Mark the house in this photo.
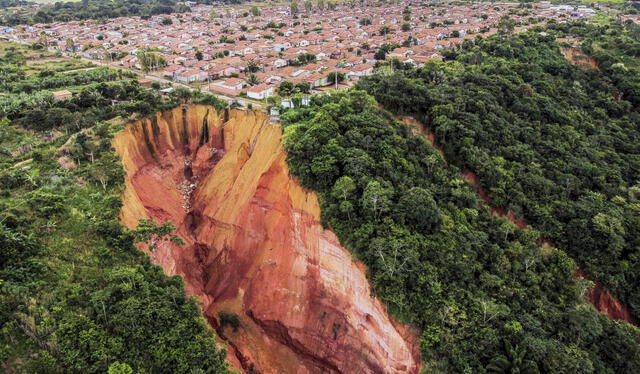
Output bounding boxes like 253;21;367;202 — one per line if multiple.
246;84;275;100
217;78;245;90
263;57;287;69
350;63;374;79
262;74;284;84
316;51;329;60
163;64;184;79
307;73;329;88
281;98;294;108
273;42;292;52
52;90;73;101
138;78;154;87
83;48;104;60
194;60;212;70
120;54;138;68
175;69;208;83
208;64;240;78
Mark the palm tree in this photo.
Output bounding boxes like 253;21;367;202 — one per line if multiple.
246;60;260;73
486;342;539;374
246;74;259;86
65;37;75;54
38;31;49;48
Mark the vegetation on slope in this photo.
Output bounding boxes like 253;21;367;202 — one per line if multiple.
281;89;640;373
0;44;230;373
358;20;640;321
0;0;27;8
2;66;130;94
0;0;247;25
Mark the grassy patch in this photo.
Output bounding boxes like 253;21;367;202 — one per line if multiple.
0;39;57;59
25;59;95;76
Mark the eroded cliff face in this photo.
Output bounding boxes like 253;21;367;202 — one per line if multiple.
560;47;599;70
113;105;421;374
574;269;636;324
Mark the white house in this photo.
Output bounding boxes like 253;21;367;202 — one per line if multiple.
350;63;374;79
208;64;239;78
273;42;292;52
266;58;287;68
246;84;275;100
175;69;208;83
281;98;294;108
217;78;245;90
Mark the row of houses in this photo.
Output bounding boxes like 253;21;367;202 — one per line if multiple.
2;1;593;98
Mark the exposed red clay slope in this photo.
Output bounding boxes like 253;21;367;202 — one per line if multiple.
560;47;599;70
574;269;636;324
113;105;421;374
399;115;637;326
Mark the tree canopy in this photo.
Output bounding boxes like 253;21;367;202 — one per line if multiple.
0;45;229;373
0;0;248;25
281;89;640;373
359;20;640;323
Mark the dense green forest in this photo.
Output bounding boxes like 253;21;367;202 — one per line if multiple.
281;89;640;373
358;20;640;322
0;44;230;373
1;67;128;95
1;0;194;25
0;0;27;8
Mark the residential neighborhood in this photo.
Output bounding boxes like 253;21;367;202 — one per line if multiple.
1;1;598;99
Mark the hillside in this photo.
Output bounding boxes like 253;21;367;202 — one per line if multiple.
114;105;420;373
281;89;640;373
359;20;640;324
2;18;640;374
1;0;197;25
0;43;230;373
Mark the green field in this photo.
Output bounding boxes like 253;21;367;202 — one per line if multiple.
0;39;56;59
1;40;96;76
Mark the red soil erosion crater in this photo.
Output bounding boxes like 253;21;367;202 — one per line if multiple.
113;105;421;374
400;115;636;326
560;46;599;70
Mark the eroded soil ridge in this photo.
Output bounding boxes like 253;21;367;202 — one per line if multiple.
114;105;421;374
